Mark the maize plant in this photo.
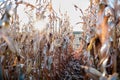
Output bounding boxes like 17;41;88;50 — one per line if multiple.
71;0;120;80
0;0;120;80
0;0;74;80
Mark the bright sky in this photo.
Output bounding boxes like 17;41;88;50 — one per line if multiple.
0;0;89;31
17;0;89;32
52;0;89;31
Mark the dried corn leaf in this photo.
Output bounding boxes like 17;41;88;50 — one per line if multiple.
13;57;17;66
0;30;16;53
81;65;102;77
26;60;32;74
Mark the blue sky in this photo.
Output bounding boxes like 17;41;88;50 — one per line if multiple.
0;0;4;2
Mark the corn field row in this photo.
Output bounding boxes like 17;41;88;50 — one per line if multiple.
0;0;120;80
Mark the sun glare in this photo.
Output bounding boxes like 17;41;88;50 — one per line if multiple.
16;0;89;32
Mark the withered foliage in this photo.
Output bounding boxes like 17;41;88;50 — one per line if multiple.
0;0;74;80
72;0;120;80
0;0;120;80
